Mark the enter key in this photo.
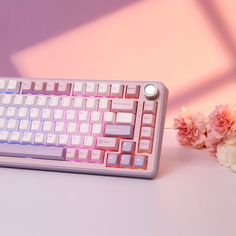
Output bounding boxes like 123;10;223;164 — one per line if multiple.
104;124;134;139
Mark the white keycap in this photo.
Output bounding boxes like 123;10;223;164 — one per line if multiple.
83;136;95;148
104;112;115;124
116;112;135;125
6;107;17;118
46;134;57;145
67;122;78;134
22;81;32;92
77;149;90;161
49;96;60;108
92;124;103;136
34;81;44;91
55;122;65;133
34;133;45;144
0;80;6;91
98;99;110;111
8;80;20;93
66;110;76;121
91;150;104;163
61;97;72;108
73;97;85;109
66;148;76;160
7;119;19;130
30;108;40;120
110;84;123;97
0;119;5;129
43;121;53;133
86;83;97;96
58;82;69;93
78;111;89;122
91;111;102;123
7;80;17;91
98;83;110;96
86;99;98;110
18;107;28;119
71;135;82;147
79;123;90;135
0;131;9;141
37;96;48;107
31;120;42;132
41;109;52;120
58;135;69;146
10;131;21;143
7;80;17;90
2;94;13;105
22;132;33;144
46;81;55;92
54;109;64;121
13;95;24;106
73;82;84;95
0;107;5;117
19;120;30;131
25;95;35;106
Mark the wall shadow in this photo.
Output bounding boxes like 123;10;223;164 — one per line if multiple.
197;0;236;61
0;0;140;76
168;67;236;110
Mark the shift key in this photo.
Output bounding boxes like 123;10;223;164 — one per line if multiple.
97;137;119;151
105;125;134;139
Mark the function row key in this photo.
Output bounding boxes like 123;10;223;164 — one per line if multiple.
125;85;140;98
73;82;140;98
0;80;21;94
73;82;124;97
22;81;71;95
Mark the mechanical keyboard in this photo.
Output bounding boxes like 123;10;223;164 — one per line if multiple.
0;78;168;178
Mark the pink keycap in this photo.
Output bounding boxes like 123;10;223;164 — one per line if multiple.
138;139;153;154
142;114;155;127
22;81;35;94
91;150;104;163
104;125;134;139
111;99;137;113
73;82;85;96
34;81;45;94
96;137;119;151
140;127;154;139
57;82;71;95
143;101;157;114
110;84;124;97
45;81;57;94
77;149;90;161
125;85;140;98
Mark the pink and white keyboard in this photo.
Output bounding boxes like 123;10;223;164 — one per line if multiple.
0;78;168;178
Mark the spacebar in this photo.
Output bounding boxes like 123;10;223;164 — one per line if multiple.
0;144;66;161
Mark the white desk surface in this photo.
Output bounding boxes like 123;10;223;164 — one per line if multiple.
0;129;235;236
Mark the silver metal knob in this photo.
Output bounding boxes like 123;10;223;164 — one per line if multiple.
144;84;159;99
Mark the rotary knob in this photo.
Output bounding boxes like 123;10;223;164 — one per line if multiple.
144;84;159;99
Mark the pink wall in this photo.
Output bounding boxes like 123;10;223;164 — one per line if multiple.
1;0;236;127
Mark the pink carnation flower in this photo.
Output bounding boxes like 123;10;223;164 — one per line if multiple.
206;105;236;154
229;122;236;138
173;108;208;148
208;105;235;135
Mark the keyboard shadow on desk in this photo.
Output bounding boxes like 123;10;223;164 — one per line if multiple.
158;137;210;178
